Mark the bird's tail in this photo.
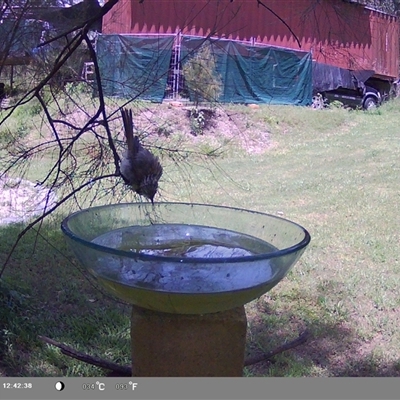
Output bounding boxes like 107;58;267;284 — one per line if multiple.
121;108;135;154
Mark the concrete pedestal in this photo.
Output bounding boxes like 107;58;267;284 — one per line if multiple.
130;305;247;377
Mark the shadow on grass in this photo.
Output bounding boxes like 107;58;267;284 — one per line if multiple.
245;296;400;377
1;221;399;377
0;220;132;377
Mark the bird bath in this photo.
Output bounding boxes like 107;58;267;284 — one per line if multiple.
61;202;310;376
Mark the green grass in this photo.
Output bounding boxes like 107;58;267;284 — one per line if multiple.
1;99;400;377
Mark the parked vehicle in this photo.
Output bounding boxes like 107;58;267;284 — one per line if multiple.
322;85;381;110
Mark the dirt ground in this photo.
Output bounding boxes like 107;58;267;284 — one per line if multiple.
0;175;56;225
130;101;273;154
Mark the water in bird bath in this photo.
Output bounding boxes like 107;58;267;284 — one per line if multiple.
91;224;278;294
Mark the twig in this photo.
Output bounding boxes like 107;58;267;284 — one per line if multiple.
83;31;121;175
37;330;309;376
244;330;310;367
38;335;132;376
36;0;120;49
0;174;117;278
256;0;302;48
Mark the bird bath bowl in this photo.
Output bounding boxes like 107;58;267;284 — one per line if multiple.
61;202;310;314
61;202;311;376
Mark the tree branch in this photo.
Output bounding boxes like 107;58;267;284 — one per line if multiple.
244;330;310;367
0;174;118;278
83;31;121;175
38;335;132;377
256;0;302;48
37;330;310;376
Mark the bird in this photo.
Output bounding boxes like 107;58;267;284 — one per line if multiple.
120;108;163;203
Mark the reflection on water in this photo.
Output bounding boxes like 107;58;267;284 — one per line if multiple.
92;224;277;293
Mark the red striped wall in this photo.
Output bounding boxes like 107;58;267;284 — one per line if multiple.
103;0;399;79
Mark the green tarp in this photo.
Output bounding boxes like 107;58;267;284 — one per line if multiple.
181;37;312;105
97;34;174;102
97;34;312;105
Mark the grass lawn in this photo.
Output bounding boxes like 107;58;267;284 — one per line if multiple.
1;99;399;377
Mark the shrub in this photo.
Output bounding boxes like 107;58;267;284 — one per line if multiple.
182;43;222;107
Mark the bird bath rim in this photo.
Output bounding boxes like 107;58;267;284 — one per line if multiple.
61;202;311;264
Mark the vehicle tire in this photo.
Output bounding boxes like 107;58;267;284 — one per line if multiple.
311;93;328;109
363;96;377;110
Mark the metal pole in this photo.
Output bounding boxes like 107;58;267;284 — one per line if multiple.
172;31;182;99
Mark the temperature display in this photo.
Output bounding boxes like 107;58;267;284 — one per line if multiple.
82;381;105;390
115;382;138;390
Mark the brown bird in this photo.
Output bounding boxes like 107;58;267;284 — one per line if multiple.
120;108;163;203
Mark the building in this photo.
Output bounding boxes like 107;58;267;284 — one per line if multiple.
100;0;399;103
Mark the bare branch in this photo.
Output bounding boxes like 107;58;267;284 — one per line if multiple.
0;174;118;278
36;93;64;151
38;335;132;377
83;31;121;174
256;0;302;48
244;330;310;367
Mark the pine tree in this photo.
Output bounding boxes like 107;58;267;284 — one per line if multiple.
182;43;222;107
